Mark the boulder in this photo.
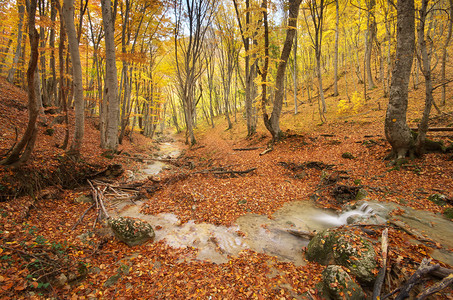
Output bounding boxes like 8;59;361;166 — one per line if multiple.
109;217;155;247
322;265;365;300
306;229;377;283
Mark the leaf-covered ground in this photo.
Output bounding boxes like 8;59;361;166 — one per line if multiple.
1;75;453;299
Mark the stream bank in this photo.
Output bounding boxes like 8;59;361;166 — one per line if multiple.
110;136;453;267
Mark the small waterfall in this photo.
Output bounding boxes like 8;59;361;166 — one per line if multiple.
313;203;375;226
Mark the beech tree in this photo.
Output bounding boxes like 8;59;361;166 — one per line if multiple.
384;0;415;160
1;0;39;165
101;0;120;151
303;0;327;118
6;1;25;84
174;0;215;145
63;0;84;156
263;0;303;140
233;0;258;136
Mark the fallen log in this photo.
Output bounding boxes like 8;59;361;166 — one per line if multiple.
416;273;453;300
410;127;453;132
373;228;389;300
394;258;439;300
382;258;441;300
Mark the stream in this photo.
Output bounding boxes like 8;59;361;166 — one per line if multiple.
110;138;453;267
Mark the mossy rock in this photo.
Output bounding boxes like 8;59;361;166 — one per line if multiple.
355;188;368;201
109;217;155;247
322;265;365;300
444;207;453;219
306;229;377;283
428;194;448;207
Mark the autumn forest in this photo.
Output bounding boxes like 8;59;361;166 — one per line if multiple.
1;0;453;298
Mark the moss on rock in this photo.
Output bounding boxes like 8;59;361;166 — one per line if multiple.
306;229;377;283
109;217;155;247
322;265;365;300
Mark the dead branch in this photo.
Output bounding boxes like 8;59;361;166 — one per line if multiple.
212;167;257;177
388;220;437;246
416;273;453;300
71;203;95;231
430;266;453;279
233;147;261;151
373;228;389;300
287;229;316;239
278;161;334;171
88;180;110;220
260;148;273;156
392;258;439;300
410;127;453;132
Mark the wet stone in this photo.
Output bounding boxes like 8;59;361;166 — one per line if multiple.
109;217;155;247
322;265;365;300
306;228;377;283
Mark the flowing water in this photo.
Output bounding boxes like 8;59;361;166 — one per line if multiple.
112;138;453;266
138;141;181;178
110;199;377;265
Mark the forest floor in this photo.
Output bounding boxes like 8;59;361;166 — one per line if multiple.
1;75;453;299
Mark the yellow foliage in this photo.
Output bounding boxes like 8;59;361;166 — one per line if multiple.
337;91;364;114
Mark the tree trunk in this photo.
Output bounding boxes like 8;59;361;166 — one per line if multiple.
263;0;302;141
441;0;453;106
7;3;25;84
365;0;377;89
48;0;57;106
293;31;298;114
333;0;339;96
1;0;40;166
384;0;415;159
233;0;257;136
415;0;434;156
63;0;85;156
101;0;119;151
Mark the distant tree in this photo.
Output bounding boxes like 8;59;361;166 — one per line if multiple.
174;0;215;145
233;0;258;136
303;0;327;119
6;1;25;84
384;0;415;160
1;0;39;165
332;0;339;97
216;4;241;130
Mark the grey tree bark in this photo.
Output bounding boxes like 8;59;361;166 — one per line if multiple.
441;0;453;106
415;0;434;155
365;0;377;89
233;0;257;136
7;3;25;84
304;0;327;116
384;0;415;160
293;31;298;114
101;0;119;151
1;0;40;165
63;0;85;156
333;0;339;96
263;0;303;141
174;0;214;145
